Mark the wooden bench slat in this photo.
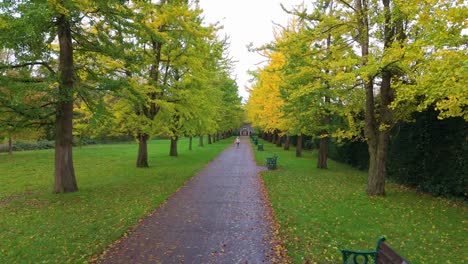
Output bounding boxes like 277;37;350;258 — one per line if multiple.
377;242;409;264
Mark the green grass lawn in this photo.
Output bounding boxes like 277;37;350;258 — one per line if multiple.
252;139;467;264
0;138;232;263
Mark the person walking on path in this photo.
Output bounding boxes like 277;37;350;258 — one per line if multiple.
235;136;240;148
97;138;276;263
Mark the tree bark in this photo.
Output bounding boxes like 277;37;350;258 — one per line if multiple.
199;135;204;147
318;32;332;170
8;135;12;155
189;136;192;150
357;0;394;196
317;136;329;169
136;133;149;167
296;134;303;157
208;134;212;144
367;131;389;195
134;25;164;168
276;133;282;147
54;15;78;193
284;135;290;150
169;136;178;157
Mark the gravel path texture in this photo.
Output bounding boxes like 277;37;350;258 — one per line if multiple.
98;137;275;264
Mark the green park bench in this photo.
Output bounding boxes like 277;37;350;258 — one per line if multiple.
266;155;277;170
341;237;409;264
257;144;264;151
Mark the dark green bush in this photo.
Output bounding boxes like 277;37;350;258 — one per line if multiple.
13;141;55;151
387;110;467;198
329;109;467;199
0;138;99;153
329;139;369;170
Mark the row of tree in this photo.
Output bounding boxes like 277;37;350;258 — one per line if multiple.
0;1;243;193
246;0;467;196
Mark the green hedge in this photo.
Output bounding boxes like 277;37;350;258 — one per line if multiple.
329;109;467;200
0;139;98;153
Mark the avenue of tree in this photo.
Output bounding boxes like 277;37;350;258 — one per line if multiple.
0;1;243;193
245;0;467;195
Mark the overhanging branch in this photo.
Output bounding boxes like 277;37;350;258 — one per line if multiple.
0;62;56;74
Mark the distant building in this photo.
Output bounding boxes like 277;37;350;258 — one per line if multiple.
239;123;254;136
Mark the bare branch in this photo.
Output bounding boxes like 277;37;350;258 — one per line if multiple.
336;0;357;12
0;62;56;74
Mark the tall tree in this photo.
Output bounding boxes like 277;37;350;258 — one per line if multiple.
0;1;133;192
248;0;466;195
329;0;465;195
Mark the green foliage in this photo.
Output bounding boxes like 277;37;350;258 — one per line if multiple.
247;0;466;195
0;139;100;153
387;110;467;198
4;140;55;152
104;1;242;143
329;109;467;199
329;139;369;171
0;0;133;119
253;139;467;263
0;138;232;263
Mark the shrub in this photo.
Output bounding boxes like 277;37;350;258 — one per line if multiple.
329;109;467;200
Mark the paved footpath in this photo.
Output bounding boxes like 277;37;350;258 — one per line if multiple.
99;137;275;264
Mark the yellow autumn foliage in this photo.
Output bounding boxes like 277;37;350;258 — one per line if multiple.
246;51;288;134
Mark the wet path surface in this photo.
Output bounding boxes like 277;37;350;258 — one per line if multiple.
99;137;273;264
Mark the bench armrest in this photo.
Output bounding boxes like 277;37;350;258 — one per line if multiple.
340;249;377;264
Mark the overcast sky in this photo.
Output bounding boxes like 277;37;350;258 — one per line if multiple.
198;0;305;102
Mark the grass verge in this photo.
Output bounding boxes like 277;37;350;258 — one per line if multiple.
252;138;466;263
0;138;232;263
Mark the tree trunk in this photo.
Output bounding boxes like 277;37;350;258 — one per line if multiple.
54;15;78;193
317;25;332;169
136;133;149;167
170;136;178;157
284;135;290;150
296;134;303;157
8;135;12;155
366;131;389;195
354;0;387;196
276;133;282;147
208;134;212;144
199;135;204;147
317;136;328;169
189;136;192;150
367;67;393;196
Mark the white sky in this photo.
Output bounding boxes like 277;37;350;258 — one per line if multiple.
198;0;305;102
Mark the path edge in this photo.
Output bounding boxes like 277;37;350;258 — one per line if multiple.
248;139;292;264
89;140;235;264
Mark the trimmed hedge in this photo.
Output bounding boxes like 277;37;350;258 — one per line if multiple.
329;109;468;199
0;139;98;153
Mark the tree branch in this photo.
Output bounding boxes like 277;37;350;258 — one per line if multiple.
0;62;56;74
336;0;357;12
